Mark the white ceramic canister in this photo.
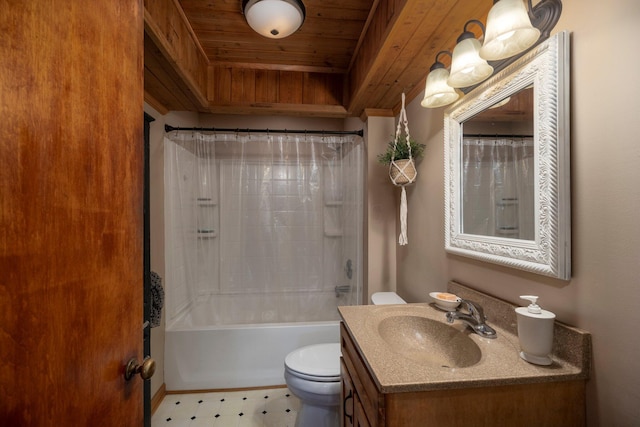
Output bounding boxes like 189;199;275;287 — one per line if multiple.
515;295;556;365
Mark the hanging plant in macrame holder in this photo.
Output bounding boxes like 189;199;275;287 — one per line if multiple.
389;154;417;185
389;93;419;245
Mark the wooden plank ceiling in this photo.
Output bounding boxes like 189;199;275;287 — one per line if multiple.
144;0;493;118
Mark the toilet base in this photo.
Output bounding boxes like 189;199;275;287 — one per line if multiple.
285;370;340;427
295;402;339;427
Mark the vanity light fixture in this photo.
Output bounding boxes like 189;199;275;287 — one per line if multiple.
421;51;460;108
480;0;541;60
447;20;494;88
243;0;306;39
420;0;562;109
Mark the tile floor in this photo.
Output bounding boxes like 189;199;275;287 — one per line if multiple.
152;387;300;427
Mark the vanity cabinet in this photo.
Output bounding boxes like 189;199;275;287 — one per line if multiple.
340;322;586;427
340;323;376;427
341;359;370;427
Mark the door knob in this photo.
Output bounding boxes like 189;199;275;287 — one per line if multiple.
125;356;156;381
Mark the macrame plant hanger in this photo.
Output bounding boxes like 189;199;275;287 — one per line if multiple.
389;93;417;245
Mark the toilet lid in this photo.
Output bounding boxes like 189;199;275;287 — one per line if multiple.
285;343;341;379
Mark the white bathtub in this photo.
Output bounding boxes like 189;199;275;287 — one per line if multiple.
164;294;343;391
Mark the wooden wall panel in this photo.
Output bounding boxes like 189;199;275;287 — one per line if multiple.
144;0;209;107
255;70;279;103
209;66;343;110
346;0;492;115
279;71;304;105
213;66;232;104
348;0;402;97
303;73;320;105
230;68;246;103
180;0;372;72
144;34;204;112
142;0;496;117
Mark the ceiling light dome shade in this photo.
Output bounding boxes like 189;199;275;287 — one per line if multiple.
421;53;460;108
480;0;541;60
447;22;494;88
243;0;306;39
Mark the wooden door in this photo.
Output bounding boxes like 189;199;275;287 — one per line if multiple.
0;1;144;426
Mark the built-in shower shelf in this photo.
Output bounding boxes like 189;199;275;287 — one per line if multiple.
325;200;343;206
496;198;518;207
197;198;217;206
197;229;217;238
324;229;343;237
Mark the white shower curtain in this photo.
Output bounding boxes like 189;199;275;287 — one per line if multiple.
462;137;535;240
164;131;363;325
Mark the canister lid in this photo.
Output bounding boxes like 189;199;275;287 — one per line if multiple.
516;295;556;319
515;306;556;319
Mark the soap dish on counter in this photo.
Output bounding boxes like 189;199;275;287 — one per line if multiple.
429;292;461;311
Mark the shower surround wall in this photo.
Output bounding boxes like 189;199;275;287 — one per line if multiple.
165;132;362;323
163;132;363;389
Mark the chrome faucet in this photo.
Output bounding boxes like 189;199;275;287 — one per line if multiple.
446;299;497;339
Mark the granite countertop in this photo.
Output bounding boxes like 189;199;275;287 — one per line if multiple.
338;282;591;394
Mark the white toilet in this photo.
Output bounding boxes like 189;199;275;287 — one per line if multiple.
284;343;342;427
284;292;406;427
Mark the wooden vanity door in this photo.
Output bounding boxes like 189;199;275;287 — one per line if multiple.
354;398;372;427
341;359;355;426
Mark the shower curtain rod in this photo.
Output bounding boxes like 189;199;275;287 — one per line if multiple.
165;124;363;137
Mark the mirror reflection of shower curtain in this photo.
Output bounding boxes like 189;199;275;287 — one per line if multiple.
164;131;363;325
462;137;535;240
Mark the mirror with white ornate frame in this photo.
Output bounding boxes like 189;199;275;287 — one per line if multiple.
444;31;571;280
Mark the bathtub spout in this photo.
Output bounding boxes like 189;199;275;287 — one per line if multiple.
335;284;351;297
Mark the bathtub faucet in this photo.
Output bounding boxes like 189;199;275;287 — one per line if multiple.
335;284;351;297
446;299;497;339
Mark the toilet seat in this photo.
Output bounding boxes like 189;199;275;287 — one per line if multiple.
284;343;341;382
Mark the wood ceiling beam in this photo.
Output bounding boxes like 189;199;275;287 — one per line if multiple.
142;0;493;118
143;0;210;110
206;103;349;119
346;0;492;117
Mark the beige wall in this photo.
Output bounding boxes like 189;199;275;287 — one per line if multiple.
365;116;398;300
395;0;640;425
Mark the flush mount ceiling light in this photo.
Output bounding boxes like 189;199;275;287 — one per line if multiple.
243;0;306;39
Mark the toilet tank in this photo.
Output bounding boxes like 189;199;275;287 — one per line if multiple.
371;292;407;305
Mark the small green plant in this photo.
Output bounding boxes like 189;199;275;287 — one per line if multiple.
377;136;426;164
